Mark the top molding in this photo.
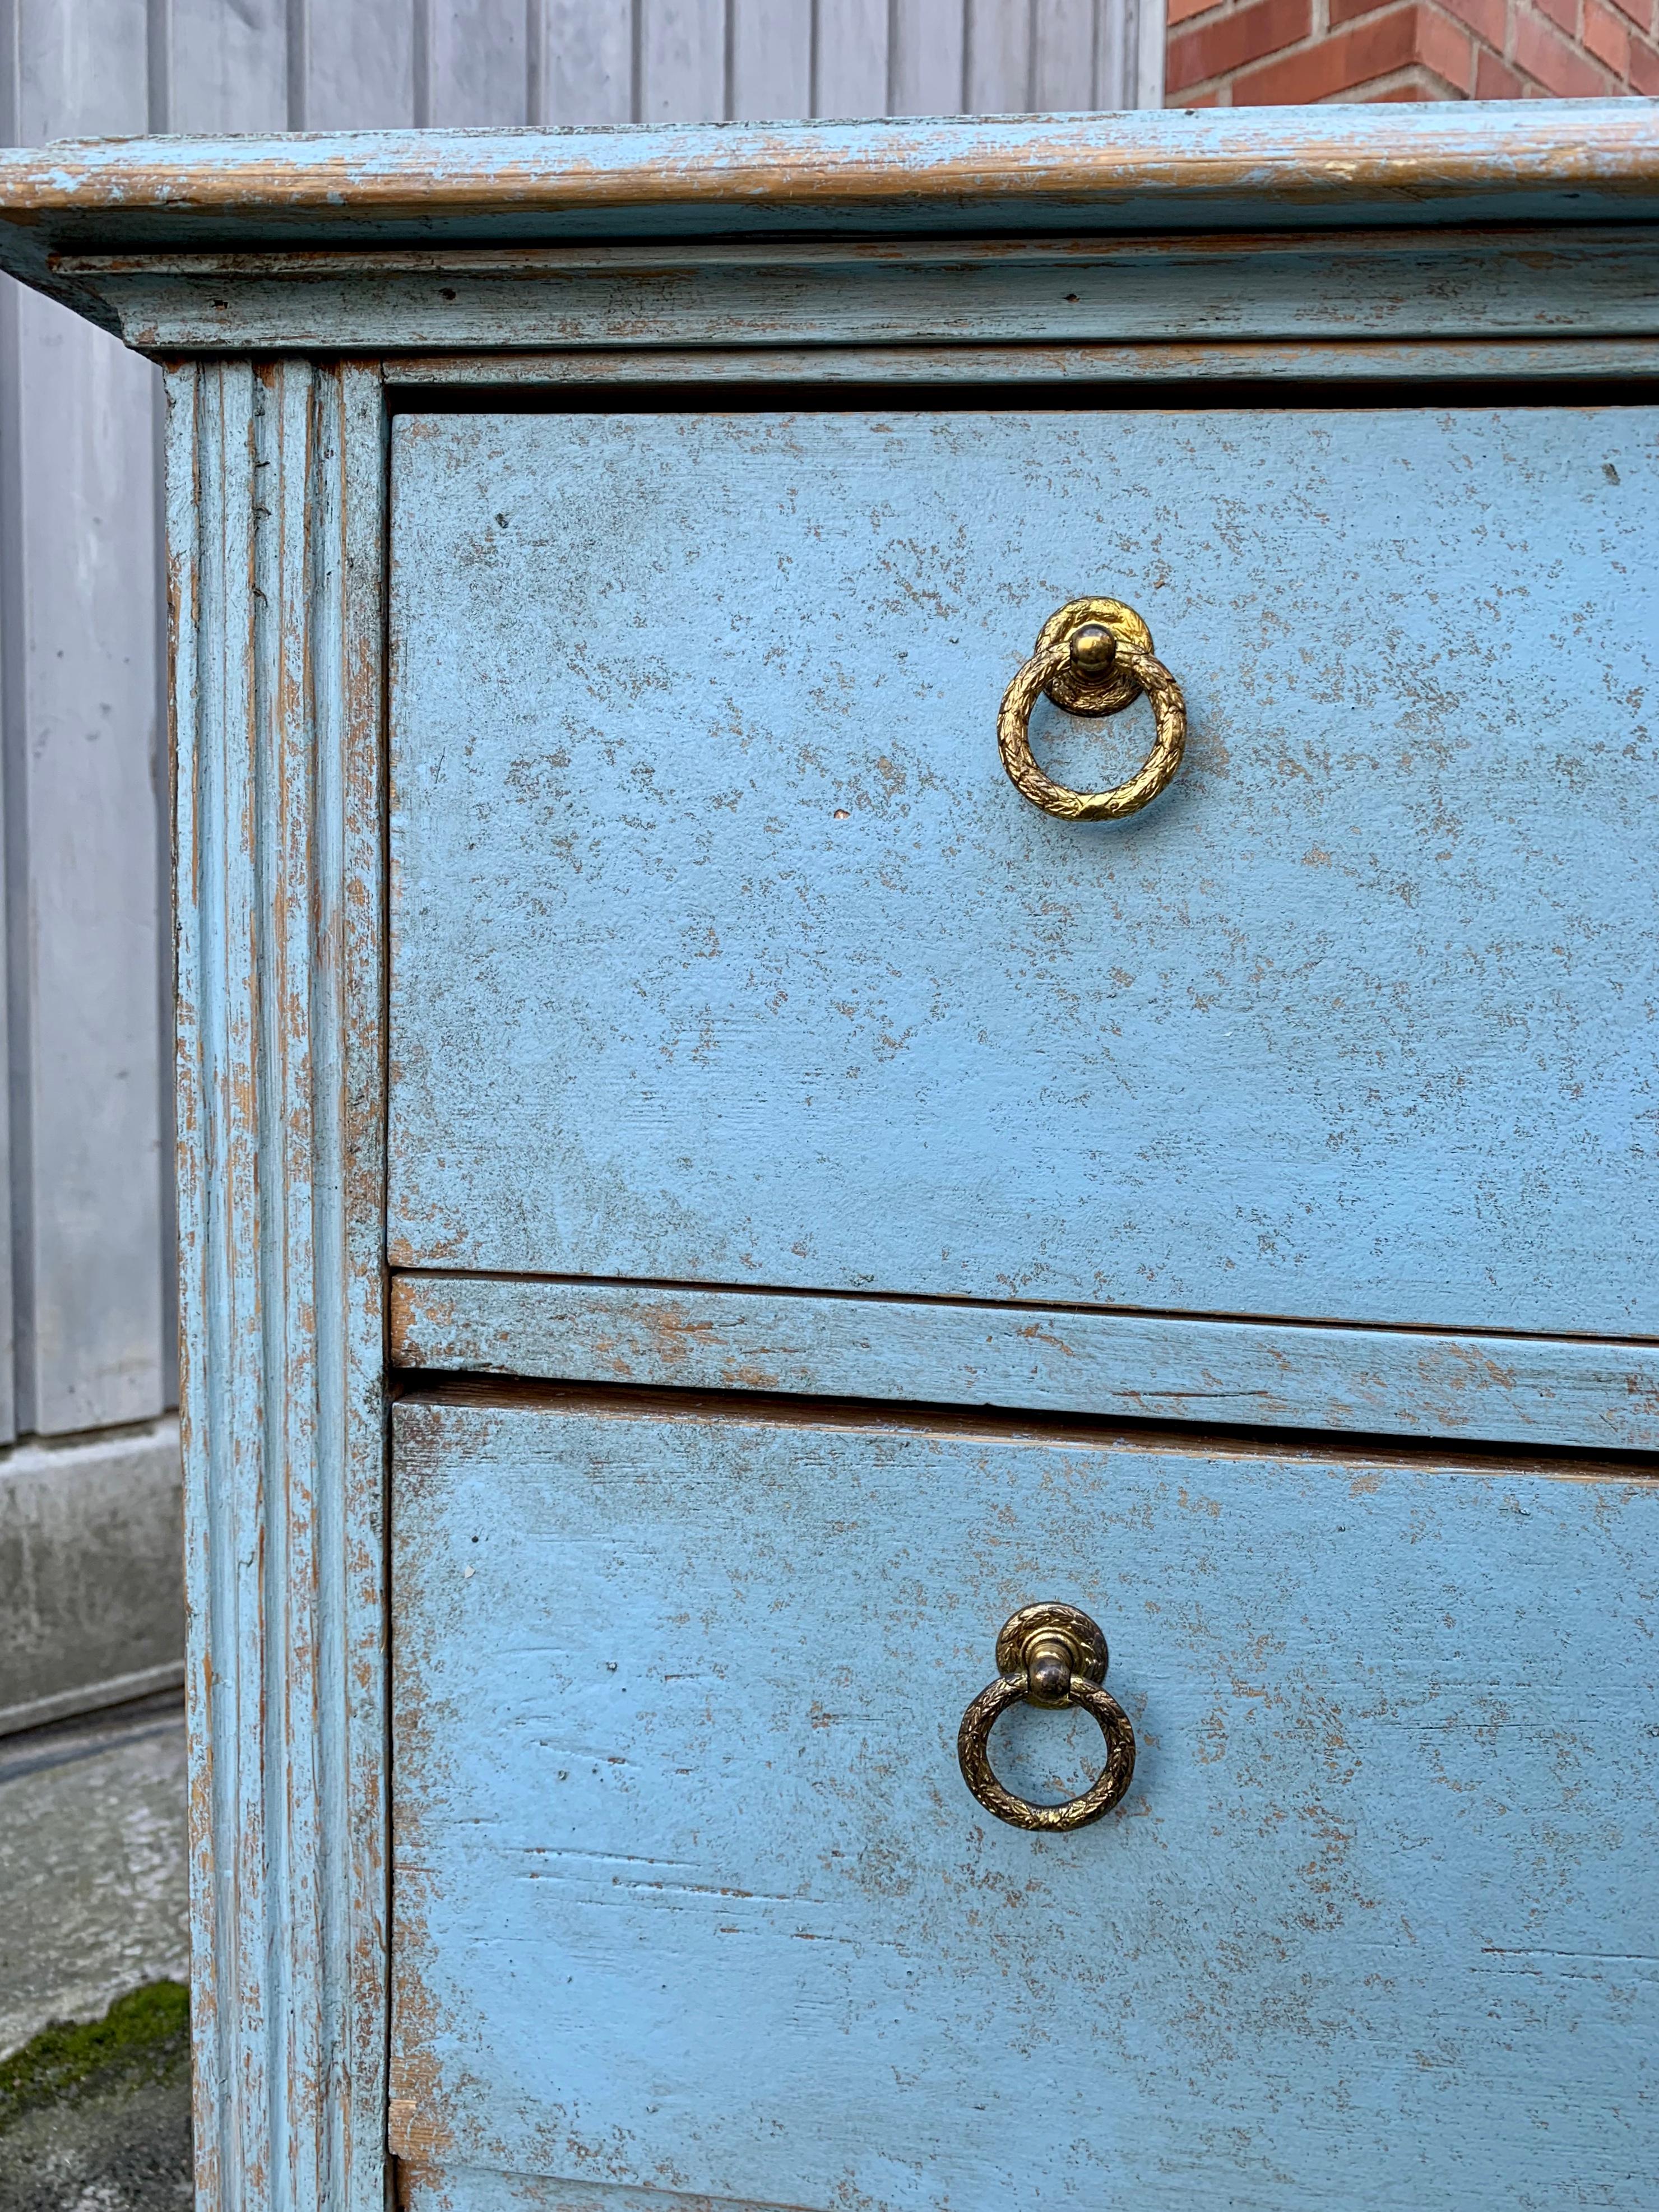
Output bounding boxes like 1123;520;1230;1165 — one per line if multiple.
4;106;1657;358
1;104;1657;272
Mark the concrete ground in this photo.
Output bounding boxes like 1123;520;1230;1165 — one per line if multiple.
0;1696;192;2209
0;1986;191;2211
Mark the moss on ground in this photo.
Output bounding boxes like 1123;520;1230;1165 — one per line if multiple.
0;1982;190;2134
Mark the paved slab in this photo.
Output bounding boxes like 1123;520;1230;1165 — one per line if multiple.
0;1700;192;2208
0;1697;188;2059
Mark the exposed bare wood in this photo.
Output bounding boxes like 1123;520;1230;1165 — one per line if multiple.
384;335;1659;382
0;105;1653;276
391;1274;1659;1453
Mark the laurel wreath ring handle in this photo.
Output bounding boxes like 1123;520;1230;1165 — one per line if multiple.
956;1601;1137;1833
998;596;1187;823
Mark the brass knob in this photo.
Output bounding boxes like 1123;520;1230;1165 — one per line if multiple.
956;1601;1136;1832
998;596;1187;822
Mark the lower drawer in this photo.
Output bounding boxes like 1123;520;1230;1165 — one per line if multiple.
390;1394;1658;2212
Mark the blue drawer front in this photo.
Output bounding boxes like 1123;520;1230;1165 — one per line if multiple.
388;407;1659;1336
389;1401;1659;2210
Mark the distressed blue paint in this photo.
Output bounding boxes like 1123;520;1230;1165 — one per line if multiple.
402;2174;796;2212
0;104;1657;273
52;225;1659;355
17;108;1648;2212
169;358;389;2212
3;108;1657;354
388;405;1659;1339
390;1397;1659;2210
390;1275;1659;1452
393;337;1659;388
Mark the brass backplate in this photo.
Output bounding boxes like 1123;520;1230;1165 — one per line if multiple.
1035;596;1155;717
994;1600;1109;1685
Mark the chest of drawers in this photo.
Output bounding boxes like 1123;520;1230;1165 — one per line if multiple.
4;103;1657;2212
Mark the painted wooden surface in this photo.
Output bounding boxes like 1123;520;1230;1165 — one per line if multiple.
388;403;1659;1340
168;358;388;2212
4;284;169;1433
391;335;1659;384
2;106;1656;287
391;1394;1659;2210
62;223;1659;354
392;1276;1659;1452
0;0;169;1440
68;0;1156;136
490;0;1160;126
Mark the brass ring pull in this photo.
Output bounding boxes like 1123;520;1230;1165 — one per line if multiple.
956;1601;1136;1832
998;596;1187;822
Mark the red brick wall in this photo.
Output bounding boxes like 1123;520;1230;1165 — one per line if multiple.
1166;0;1659;101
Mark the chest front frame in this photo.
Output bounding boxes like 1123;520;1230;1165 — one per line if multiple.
165;218;1659;2212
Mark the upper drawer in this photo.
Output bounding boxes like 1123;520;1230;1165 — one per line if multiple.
388;405;1659;1338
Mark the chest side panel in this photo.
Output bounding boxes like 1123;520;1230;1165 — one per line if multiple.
390;1402;1658;2211
388;406;1659;1335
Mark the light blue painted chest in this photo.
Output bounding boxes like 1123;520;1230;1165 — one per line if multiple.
3;102;1657;2212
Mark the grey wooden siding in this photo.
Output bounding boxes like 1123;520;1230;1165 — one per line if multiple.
0;1;170;1445
157;0;1164;133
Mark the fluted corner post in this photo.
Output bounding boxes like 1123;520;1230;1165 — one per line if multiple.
166;358;389;2212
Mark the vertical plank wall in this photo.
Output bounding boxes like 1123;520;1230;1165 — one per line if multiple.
0;0;1162;1735
0;0;178;1733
